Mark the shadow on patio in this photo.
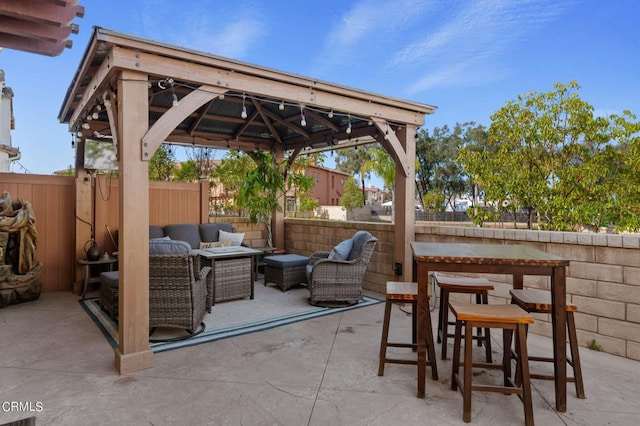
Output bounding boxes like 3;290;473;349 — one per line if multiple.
2;283;639;425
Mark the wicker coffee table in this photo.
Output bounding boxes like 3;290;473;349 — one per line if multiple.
264;254;309;292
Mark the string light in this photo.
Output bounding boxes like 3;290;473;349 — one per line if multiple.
279;100;285;111
300;105;306;127
346;114;352;134
328;109;334;119
241;93;248;119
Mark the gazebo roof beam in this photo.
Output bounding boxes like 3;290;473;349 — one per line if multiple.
106;46;430;125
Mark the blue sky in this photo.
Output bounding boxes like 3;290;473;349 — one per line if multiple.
1;0;639;175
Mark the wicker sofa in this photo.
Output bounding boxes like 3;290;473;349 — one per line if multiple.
149;222;249;310
306;231;377;306
149;222;238;248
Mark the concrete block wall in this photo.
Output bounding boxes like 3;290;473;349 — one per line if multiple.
283;218;640;361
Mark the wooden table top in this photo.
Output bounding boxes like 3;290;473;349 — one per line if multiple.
411;242;569;267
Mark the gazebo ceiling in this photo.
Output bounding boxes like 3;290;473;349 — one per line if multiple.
59;27;436;160
0;0;84;57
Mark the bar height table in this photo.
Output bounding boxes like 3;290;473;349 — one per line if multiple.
411;242;570;412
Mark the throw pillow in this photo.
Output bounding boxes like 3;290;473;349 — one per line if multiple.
219;230;245;246
328;238;352;261
199;240;230;249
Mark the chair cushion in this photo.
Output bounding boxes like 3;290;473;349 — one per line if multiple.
163;224;201;249
264;254;309;268
328;238;353;261
149;239;192;255
100;271;119;289
348;231;372;261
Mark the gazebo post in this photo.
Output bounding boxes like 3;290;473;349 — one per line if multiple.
393;125;417;281
115;69;153;374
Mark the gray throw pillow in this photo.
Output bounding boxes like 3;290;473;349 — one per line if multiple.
328;238;353;261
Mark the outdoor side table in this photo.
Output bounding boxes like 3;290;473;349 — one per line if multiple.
78;257;118;300
264;254;309;292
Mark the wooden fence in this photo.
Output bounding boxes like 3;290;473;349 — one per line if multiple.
0;173;210;293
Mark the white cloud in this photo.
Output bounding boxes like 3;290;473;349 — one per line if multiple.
391;0;574;92
314;0;435;73
137;0;266;59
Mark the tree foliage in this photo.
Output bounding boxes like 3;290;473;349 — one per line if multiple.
335;146;373;206
416;123;486;210
174;160;199;182
459;81;640;232
148;144;176;181
237;151;286;247
339;176;364;210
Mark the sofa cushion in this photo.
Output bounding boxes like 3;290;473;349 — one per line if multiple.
199;240;230;249
149;225;165;239
199;222;234;242
163;224;201;249
219;230;245;246
149;239;192;255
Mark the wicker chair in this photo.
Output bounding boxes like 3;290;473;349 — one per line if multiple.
307;231;377;306
149;239;211;338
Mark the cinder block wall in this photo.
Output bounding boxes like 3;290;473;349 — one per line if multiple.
283;218;640;361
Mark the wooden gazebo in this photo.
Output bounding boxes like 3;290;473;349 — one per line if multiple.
58;27;435;373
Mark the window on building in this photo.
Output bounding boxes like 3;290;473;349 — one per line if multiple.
331;175;334;189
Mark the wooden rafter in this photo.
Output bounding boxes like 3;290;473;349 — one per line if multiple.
0;0;84;56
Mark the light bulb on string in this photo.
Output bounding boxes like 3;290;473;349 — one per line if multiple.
346;114;352;134
171;93;179;107
300;105;306;127
92;112;99;120
328;110;334;119
279;100;285;111
241;93;248;119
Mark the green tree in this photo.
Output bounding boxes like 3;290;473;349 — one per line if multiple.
417;123;483;210
335;146;373;206
237;151;285;247
210;151;255;215
174;160;199;182
186;146;217;179
148;144;176;181
460;81;640;231
339;177;364;210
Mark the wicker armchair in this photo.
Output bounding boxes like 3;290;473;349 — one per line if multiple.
149;239;211;338
307;231;377;306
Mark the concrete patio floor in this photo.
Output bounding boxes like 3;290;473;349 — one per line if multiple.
2;287;640;425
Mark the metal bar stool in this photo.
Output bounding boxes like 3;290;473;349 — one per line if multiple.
450;301;535;426
433;273;494;361
510;289;585;399
378;281;438;381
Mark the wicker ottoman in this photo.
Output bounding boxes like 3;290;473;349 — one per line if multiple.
264;254;309;292
100;271;119;321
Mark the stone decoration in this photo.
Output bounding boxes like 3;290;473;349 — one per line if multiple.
0;192;42;307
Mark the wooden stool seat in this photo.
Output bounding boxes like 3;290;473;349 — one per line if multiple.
510;289;585;399
449;301;534;425
434;273;494;361
378;281;438;381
